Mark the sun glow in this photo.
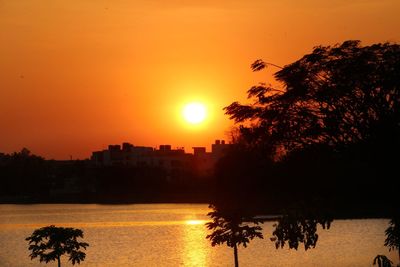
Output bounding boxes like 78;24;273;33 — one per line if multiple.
183;103;206;124
185;220;207;225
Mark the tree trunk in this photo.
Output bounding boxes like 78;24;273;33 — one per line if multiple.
58;255;61;267
233;243;239;267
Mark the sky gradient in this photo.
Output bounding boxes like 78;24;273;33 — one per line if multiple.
1;0;399;159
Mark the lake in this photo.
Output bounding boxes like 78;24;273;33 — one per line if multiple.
0;204;398;267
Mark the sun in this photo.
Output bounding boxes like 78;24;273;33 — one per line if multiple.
183;103;206;124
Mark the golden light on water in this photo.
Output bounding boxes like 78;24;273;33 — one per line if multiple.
185;219;207;225
0;220;209;229
181;221;210;266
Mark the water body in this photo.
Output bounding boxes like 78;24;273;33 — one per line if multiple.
0;204;397;267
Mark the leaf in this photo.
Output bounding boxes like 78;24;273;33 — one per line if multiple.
251;59;267;72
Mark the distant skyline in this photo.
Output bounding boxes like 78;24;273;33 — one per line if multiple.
1;0;400;159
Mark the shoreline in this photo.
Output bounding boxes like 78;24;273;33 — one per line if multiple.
0;201;395;220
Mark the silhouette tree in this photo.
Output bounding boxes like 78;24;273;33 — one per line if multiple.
206;204;263;267
225;40;400;158
221;40;399;250
372;217;400;267
385;217;400;262
0;148;51;200
26;225;89;267
373;255;394;267
271;208;332;250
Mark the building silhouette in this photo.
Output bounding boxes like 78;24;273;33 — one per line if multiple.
91;140;231;175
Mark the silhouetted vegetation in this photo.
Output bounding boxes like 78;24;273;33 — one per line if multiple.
226;40;400;158
0;148;49;200
26;225;89;267
385;217;400;260
271;208;332;250
373;255;394;267
206;204;263;267
376;217;400;266
222;40;398;208
209;40;400;254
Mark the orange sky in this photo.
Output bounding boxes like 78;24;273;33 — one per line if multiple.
1;0;399;159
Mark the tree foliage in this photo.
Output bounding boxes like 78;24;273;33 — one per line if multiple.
216;40;400;257
225;40;400;158
385;217;400;261
373;255;394;267
206;204;263;267
206;204;264;248
26;225;89;266
385;218;400;251
270;208;332;250
213;40;399;262
372;217;400;267
0;148;48;197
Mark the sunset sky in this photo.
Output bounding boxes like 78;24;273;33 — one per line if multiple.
1;0;399;159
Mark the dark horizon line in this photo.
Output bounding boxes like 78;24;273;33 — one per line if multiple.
0;138;231;161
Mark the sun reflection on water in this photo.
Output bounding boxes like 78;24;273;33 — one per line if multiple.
181;219;210;267
185;219;207;225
